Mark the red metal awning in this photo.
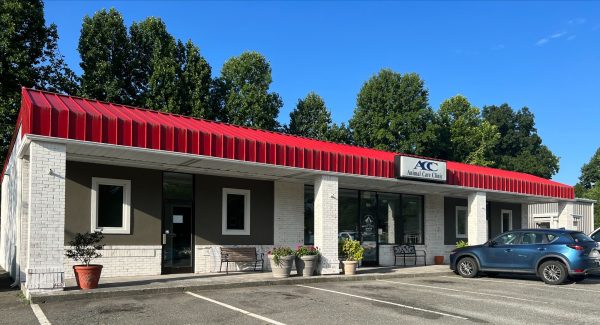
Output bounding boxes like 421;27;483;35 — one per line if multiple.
2;88;574;199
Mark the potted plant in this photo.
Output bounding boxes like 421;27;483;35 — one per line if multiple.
65;231;105;289
434;256;445;265
268;247;295;278
295;245;320;276
341;239;364;275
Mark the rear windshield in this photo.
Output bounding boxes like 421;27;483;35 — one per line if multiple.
571;232;594;243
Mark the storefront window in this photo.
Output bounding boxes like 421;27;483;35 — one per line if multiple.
377;193;401;244
339;189;360;241
401;195;424;244
304;185;314;245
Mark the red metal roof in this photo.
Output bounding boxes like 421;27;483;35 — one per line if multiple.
3;88;574;199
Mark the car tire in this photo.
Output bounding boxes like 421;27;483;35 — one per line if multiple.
539;260;567;285
456;257;478;278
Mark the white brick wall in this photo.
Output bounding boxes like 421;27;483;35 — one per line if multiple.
521;203;529;229
194;245;273;273
558;202;575;230
314;175;339;274
468;192;487;245
0;128;22;277
19;157;29;282
63;245;161;278
25;141;66;293
273;181;304;247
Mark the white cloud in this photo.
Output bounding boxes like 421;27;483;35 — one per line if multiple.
568;18;587;25
550;31;567;39
536;38;549;46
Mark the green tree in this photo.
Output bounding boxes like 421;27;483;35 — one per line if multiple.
176;40;212;119
482;104;559;178
578;148;600;190
437;95;499;166
349;69;435;155
215;51;283;130
129;17;179;113
287;92;332;140
0;0;78;163
327;122;353;144
78;8;132;104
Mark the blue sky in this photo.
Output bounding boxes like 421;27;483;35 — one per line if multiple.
44;1;600;185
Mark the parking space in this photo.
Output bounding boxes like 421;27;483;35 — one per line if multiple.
26;275;600;324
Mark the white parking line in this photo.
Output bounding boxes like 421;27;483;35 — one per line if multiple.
378;279;545;303
185;291;286;325
442;276;600;293
30;304;51;325
296;284;468;320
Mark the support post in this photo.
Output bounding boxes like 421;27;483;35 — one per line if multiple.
467;192;487;245
314;175;339;274
25;141;66;296
557;201;575;230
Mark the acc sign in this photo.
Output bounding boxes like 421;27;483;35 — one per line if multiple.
394;155;447;182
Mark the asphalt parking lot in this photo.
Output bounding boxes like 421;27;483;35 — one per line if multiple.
10;274;600;325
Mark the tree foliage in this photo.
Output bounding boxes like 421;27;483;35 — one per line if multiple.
215;51;283;130
177;40;212;119
0;0;78;163
288;92;332;140
79;8;131;104
437;95;499;166
482;104;559;178
579;148;600;190
350;69;436;154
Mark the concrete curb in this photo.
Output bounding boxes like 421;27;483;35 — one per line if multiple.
30;271;455;304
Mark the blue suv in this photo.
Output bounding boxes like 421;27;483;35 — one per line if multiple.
450;229;600;284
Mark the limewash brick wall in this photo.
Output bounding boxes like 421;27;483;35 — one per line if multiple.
273;181;304;248
25;141;66;293
468;192;487;245
314;175;339;274
195;245;274;273
63;246;161;279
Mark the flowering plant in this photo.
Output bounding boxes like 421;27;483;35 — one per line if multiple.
268;247;295;266
295;245;320;257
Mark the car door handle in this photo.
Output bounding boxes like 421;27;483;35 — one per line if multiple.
504;249;512;252
537;248;546;251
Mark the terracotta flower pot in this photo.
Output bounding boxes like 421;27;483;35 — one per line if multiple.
434;256;445;265
73;265;103;289
268;255;295;278
343;260;358;275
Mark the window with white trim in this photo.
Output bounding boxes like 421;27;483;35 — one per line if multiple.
501;209;513;233
456;206;468;238
91;177;131;234
222;188;251;235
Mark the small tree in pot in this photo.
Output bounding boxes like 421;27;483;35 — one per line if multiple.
65;231;105;289
341;239;364;275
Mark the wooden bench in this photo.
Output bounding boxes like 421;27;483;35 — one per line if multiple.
220;247;264;274
393;244;427;266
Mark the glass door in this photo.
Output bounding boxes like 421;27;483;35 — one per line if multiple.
360;191;378;265
162;172;194;274
162;203;193;273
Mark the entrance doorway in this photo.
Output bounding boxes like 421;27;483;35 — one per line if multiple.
162;172;194;274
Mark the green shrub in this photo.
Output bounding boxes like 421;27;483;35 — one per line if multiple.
455;240;469;249
65;231;105;266
341;239;364;261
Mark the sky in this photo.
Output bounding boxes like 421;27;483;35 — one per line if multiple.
44;1;600;186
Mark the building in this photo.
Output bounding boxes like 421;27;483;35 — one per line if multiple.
0;88;580;296
528;199;595;233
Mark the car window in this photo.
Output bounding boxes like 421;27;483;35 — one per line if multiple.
571;232;594;243
520;232;545;244
591;231;600;242
545;234;558;242
495;232;518;245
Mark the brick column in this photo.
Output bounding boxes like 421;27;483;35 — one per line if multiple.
468;192;487;245
273;181;304;247
521;203;530;229
25;141;66;295
424;194;445;264
314;175;339;274
558;201;574;230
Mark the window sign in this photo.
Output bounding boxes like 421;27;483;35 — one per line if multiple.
395;155;447;182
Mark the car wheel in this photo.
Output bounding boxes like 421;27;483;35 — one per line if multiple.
456;257;478;278
539;260;567;285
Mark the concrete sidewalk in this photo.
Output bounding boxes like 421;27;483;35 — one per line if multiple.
30;265;453;303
